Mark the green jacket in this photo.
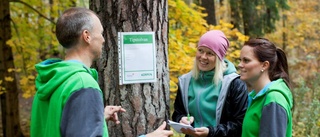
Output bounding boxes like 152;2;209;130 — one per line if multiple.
31;59;108;137
172;59;248;136
188;59;238;127
242;79;293;137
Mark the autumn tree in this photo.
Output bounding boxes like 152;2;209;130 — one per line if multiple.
200;0;217;25
229;0;289;37
168;0;248;90
6;0;87;135
265;1;320;135
0;0;24;136
90;0;170;137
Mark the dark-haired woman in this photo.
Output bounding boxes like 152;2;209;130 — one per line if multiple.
238;38;293;137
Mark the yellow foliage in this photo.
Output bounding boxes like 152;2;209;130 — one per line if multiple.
265;0;320;80
7;68;21;72
168;0;248;97
9;0;78;98
22;85;35;98
0;80;3;95
19;75;36;98
4;77;14;82
170;80;178;93
8;68;15;72
28;75;35;80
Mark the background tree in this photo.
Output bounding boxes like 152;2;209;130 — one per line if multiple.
200;0;217;25
90;0;170;136
265;1;320;135
0;0;318;136
229;0;289;37
4;0;87;136
0;0;24;136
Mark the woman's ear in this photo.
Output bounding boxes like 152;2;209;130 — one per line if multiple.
262;61;270;71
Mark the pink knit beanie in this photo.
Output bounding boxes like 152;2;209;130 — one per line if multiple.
198;30;230;61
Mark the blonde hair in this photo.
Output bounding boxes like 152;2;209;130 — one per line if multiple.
192;56;227;85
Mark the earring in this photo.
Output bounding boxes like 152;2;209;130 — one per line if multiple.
261;69;264;73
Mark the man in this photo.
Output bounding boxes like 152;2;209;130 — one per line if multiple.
30;7;172;137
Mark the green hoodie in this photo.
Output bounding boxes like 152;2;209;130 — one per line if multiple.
31;59;108;137
242;79;293;137
188;59;237;127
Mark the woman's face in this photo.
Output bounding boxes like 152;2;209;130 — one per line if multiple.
238;46;264;83
196;46;216;71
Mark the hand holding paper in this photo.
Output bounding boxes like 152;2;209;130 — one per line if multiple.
168;120;195;133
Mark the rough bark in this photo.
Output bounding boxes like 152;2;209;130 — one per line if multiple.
90;0;170;137
0;0;24;136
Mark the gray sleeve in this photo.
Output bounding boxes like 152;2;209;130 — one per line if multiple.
260;102;287;137
61;88;104;137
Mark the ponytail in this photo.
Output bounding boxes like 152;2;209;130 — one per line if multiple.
270;48;291;89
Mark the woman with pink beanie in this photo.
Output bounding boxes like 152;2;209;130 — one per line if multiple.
172;30;248;137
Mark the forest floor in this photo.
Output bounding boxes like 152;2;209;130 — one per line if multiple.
0;94;32;137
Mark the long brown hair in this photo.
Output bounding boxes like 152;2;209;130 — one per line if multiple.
244;38;291;88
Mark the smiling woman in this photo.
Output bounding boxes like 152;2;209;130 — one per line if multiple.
172;30;248;137
196;47;216;72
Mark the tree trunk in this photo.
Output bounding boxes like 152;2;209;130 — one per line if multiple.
184;0;193;5
90;0;170;137
241;0;255;36
229;0;242;31
282;14;287;51
201;0;217;25
0;0;24;137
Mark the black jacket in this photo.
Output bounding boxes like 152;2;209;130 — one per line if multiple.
172;74;248;137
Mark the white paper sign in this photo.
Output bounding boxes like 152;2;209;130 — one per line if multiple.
118;32;157;85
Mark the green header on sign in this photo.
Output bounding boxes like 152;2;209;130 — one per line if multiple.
123;34;153;44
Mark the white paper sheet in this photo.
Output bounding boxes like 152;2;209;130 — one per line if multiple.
168;120;195;133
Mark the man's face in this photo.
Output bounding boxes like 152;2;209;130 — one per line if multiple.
89;15;105;60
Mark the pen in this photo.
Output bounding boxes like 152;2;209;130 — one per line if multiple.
187;113;190;124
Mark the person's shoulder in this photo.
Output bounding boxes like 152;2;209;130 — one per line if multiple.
231;76;245;84
226;73;245;85
265;81;293;108
228;75;247;93
69;71;100;88
264;91;287;108
179;71;192;79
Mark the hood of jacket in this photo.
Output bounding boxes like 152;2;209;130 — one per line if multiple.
223;59;237;75
35;59;98;100
267;79;293;109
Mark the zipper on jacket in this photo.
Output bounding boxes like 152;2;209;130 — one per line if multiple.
196;72;206;127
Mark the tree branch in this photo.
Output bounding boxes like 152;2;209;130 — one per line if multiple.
10;0;56;24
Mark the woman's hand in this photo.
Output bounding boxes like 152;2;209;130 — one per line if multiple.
179;116;194;125
181;127;209;137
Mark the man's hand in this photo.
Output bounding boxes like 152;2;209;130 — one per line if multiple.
146;121;173;137
104;106;126;124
